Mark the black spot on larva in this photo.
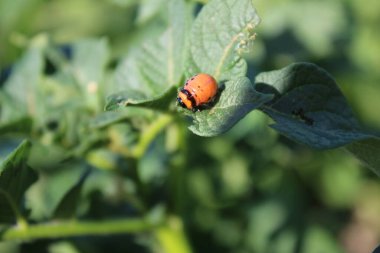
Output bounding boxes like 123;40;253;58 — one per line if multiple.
191;77;195;80
292;108;314;126
181;88;196;108
198;85;200;88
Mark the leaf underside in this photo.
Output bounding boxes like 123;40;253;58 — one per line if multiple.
255;62;378;149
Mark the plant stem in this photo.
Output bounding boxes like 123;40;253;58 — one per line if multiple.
132;114;173;158
166;122;187;214
1;218;157;241
154;216;193;253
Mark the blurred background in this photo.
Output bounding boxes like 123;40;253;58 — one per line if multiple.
1;0;380;253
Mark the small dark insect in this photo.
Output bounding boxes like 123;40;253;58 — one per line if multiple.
292;108;314;126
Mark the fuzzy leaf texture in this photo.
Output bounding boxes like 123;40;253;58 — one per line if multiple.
187;0;260;81
0;140;38;223
105;0;193;111
186;77;273;136
256;63;379;149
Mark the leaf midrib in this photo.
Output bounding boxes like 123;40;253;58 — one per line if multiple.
212;0;245;80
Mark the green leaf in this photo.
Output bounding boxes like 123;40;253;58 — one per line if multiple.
256;63;376;149
71;38;110;87
187;0;260;81
69;38;110;111
0;117;33;134
53;169;91;220
186;77;273;136
136;0;167;24
26;162;87;220
346;138;380;176
106;0;192;110
105;86;177;111
0;140;38;223
90;108;154;129
0;44;44;122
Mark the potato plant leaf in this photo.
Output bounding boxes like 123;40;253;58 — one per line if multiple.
0;45;43;123
90;108;154;129
187;0;260;81
0;117;33;134
53;169;91;219
106;0;192;110
105;86;177;111
346;138;380;176
256;63;377;149
186;77;273;136
0;140;37;223
71;38;110;88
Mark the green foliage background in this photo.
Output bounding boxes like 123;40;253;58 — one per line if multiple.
1;0;380;253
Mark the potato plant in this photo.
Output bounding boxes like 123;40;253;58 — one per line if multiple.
1;0;380;252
